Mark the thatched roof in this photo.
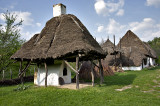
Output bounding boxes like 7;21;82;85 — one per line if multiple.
101;39;121;55
116;30;157;66
102;30;157;67
117;47;146;66
117;30;149;56
11;14;106;62
143;42;157;59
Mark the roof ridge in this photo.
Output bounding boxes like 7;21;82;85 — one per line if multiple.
71;16;84;32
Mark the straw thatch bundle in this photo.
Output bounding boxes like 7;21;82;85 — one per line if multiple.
73;61;114;81
11;14;106;62
78;61;99;80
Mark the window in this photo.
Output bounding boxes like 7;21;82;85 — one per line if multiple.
63;68;67;76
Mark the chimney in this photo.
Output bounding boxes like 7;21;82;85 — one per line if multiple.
53;3;66;17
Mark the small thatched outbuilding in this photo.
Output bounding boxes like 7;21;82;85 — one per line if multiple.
101;38;123;72
101;38;121;55
74;61;114;81
11;4;106;89
101;38;121;66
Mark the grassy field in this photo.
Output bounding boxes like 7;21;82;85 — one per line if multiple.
0;67;160;106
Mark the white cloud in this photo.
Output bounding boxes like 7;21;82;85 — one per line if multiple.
94;0;125;16
146;0;160;7
106;18;126;35
36;23;41;27
0;13;5;21
129;18;154;32
0;11;41;41
116;9;124;16
94;0;108;16
97;25;104;32
0;11;34;26
20;29;39;41
129;18;160;41
96;17;160;43
14;11;33;26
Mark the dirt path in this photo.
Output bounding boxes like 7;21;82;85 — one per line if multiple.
58;83;92;90
115;85;132;91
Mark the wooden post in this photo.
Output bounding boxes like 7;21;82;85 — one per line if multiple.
142;60;144;69
113;35;117;71
91;61;95;86
64;61;78;74
98;59;102;84
76;56;79;89
19;62;21;74
99;59;104;83
149;57;151;67
2;70;4;80
24;71;26;77
30;69;31;76
19;60;24;85
34;66;35;73
44;62;48;87
120;37;122;69
10;69;12;79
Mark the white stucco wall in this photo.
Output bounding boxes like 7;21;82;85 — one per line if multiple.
142;57;150;68
34;61;71;86
122;57;157;71
59;62;71;84
122;66;142;71
150;58;156;66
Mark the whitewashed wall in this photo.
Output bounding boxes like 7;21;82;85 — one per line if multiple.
122;66;142;71
150;58;156;66
59;62;71;84
34;61;71;86
122;57;152;71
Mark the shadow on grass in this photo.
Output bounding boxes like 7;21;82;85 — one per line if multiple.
101;74;137;86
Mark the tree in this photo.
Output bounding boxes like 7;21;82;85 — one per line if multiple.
148;37;160;65
0;11;25;73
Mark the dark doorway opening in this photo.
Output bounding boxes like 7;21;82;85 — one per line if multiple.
63;68;67;76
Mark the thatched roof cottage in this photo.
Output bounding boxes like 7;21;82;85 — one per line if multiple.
11;4;106;88
116;30;157;70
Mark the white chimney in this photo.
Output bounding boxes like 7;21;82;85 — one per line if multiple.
53;3;66;17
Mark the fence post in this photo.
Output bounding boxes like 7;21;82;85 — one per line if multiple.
2;70;4;80
10;69;12;79
24;71;26;77
30;69;31;76
34;66;35;73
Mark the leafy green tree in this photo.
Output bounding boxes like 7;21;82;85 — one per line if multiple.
148;37;160;65
0;11;25;73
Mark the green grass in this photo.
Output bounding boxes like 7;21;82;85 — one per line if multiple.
1;67;160;106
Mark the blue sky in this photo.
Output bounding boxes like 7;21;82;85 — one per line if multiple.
0;0;160;44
